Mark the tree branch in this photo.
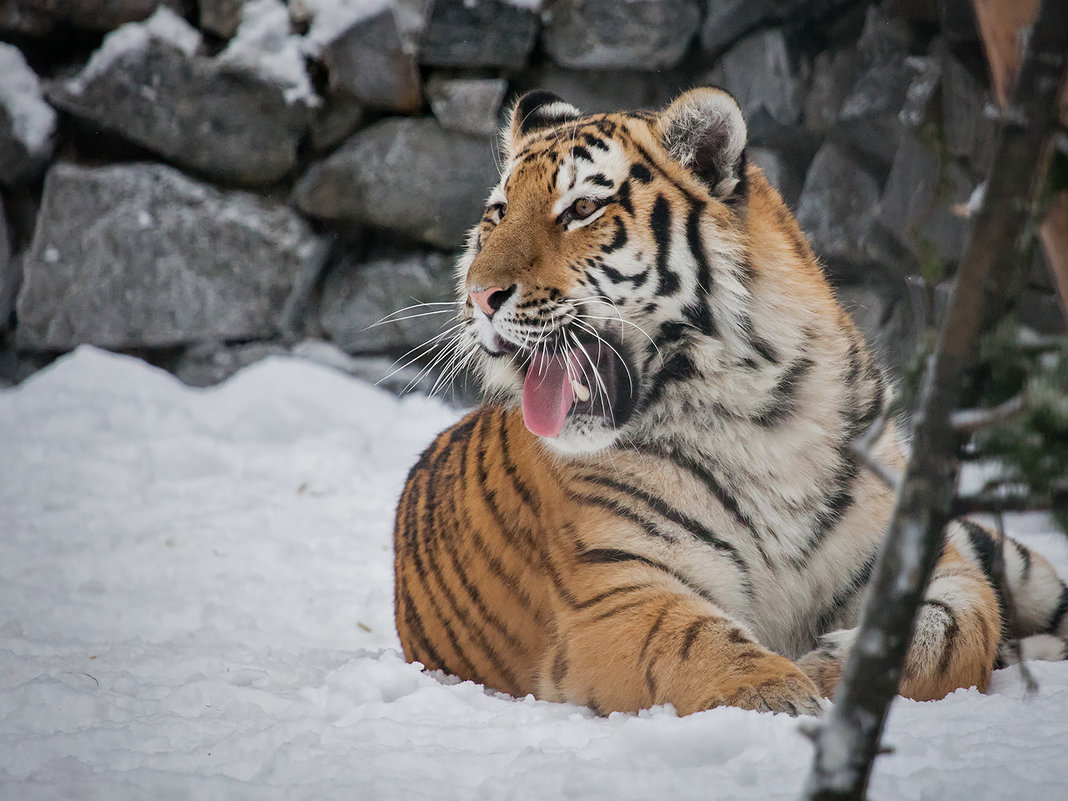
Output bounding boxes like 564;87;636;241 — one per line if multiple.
802;2;1068;798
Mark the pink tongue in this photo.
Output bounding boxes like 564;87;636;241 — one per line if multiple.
522;352;576;438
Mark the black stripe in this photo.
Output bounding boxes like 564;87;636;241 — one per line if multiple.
813;555;875;635
749;357;813;427
964;520;997;578
617;179;634;215
680;619;706;660
922;599;960;674
576;548;725;607
586;172;613;188
639;603;672;661
1046;585;1068;634
1010;536;1032;582
425;489;521;689
629;163;653;183
651;195;680;296
565;490;674;544
600;216;629;254
577;473;752;591
637;445;771;567
591;598;647;621
570;145;593;162
551;643;568;686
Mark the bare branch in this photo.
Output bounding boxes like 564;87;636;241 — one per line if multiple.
950;393;1028;433
851;413;902;490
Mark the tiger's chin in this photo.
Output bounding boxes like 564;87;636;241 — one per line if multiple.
477;333;638;456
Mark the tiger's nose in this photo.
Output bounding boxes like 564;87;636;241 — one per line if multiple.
469;285;516;317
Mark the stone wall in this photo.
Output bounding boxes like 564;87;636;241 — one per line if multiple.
1;0;1063;392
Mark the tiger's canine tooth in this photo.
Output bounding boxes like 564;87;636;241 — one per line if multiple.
570;378;591;403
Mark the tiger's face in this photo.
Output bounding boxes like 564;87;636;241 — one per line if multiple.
457;88;750;454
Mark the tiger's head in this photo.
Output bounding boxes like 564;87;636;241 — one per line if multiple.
457;87;754;455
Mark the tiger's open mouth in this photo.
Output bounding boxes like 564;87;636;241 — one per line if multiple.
515;331;636;438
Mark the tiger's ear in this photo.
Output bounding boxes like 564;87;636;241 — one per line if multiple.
658;88;748;200
504;90;582;156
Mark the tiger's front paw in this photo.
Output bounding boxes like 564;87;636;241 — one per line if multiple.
715;657;826;717
798;628;856;698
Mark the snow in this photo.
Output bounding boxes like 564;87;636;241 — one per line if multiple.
65;7;202;96
3;346;1068;800
0;43;57;155
220;0;318;106
296;0;391;55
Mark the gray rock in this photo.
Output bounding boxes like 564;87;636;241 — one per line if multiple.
199;0;246;39
0;43;57;187
513;65;683;115
803;47;859;136
321;7;422;113
419;0;537;70
940;53;995;170
16;162;323;351
426;76;507;137
318;244;457;355
796;143;881;276
0;1;54;35
879;132;975;268
715;28;801;143
47;9;313;187
701;0;775;54
544;0;700;71
899;51;941;130
749;147;802;208
836;8;915;165
11;0;190;30
173;340;289;386
294;117;498;250
308;89;367;153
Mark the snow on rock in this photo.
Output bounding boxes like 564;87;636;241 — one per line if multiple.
0;42;57;186
219;0;317;107
48;6;315;185
65;6;203;96
2;346;1068;800
296;0;391;55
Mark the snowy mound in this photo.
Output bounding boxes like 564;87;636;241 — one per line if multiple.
2;347;1068;800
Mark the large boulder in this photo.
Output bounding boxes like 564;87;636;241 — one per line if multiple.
318;244;457;356
294;117;498;250
316;6;422;113
46;7;314;187
543;0;700;71
878;133;975;268
710;28;801;144
426;76;507;137
796;143;882;278
419;0;538;69
0;43;57;187
16;162;324;351
835;7;916;166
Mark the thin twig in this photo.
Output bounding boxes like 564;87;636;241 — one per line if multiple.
850;413;902;490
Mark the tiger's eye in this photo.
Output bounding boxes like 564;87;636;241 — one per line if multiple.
573;198;599;219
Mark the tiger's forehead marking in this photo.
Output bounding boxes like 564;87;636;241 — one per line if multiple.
501;115;645;200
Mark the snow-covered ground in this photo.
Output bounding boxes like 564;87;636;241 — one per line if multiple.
3;346;1068;801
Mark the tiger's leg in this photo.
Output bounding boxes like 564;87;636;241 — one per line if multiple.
953;519;1068;663
800;530;1002;701
536;561;824;716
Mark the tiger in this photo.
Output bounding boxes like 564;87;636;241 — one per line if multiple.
392;87;1068;716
